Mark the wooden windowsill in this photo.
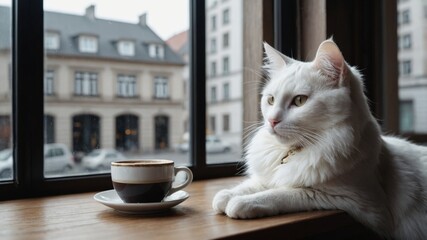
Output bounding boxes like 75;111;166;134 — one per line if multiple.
1;177;378;239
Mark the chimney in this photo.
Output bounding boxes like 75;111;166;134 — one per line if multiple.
139;13;147;27
85;5;96;20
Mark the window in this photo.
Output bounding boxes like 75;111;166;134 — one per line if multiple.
211;61;217;77
400;101;414;133
210;115;216;134
211;15;217;31
0;3;12;182
44;115;55;144
223;9;230;25
223;56;229;74
45;32;60;50
401;9;410;24
74;72;98;96
401;34;411;49
223;82;230;100
223;32;229;48
400;60;412;76
148;44;165;58
117;74;137;97
44;70;54;95
117;40;135;56
223;114;230;132
3;0;289;199
397;0;427;139
211;86;217;103
210;38;217;53
78;35;98;53
154;76;169;99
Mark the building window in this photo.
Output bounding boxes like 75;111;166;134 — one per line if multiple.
223;82;230;100
223;114;230;132
223;32;229;48
400;60;412;76
211;15;217;31
401;9;410;24
223;9;230;25
210;115;216;134
45;32;60;50
74;72;98;96
211;61;217;77
211;38;217;53
117;40;135;56
401;34;411;49
211;86;217;103
78;35;98;53
148;44;165;58
44;115;55;144
117;74;137;97
223;56;229;74
400;100;414;133
44;70;54;95
154;76;169;99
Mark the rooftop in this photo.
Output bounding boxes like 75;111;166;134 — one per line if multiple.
0;5;184;65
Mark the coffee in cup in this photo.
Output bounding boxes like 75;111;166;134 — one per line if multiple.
111;160;193;203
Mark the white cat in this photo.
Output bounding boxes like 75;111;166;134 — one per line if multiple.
212;39;427;239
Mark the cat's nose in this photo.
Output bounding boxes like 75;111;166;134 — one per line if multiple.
269;119;281;128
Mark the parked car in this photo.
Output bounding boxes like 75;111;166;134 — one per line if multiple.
178;135;231;153
0;144;74;178
44;143;75;173
81;149;126;171
0;148;13;179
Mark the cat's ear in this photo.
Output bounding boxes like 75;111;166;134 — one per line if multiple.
263;42;293;72
313;39;348;85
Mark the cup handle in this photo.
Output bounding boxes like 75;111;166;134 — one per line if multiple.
168;166;193;196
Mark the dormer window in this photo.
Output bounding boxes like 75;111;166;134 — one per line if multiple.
148;44;164;59
79;35;98;53
117;40;135;56
45;32;60;50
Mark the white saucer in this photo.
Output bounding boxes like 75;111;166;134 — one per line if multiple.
94;190;189;214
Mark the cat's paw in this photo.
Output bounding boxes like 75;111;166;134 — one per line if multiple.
225;195;276;219
212;189;234;213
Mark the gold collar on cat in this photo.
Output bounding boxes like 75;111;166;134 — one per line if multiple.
281;146;303;164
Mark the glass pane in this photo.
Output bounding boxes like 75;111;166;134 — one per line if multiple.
43;0;190;177
397;0;427;143
206;0;243;164
0;1;13;181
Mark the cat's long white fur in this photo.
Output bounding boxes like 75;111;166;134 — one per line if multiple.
212;40;427;239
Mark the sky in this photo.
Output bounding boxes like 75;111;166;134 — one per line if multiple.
0;0;189;40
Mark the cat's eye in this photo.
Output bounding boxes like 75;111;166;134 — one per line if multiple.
267;95;275;105
293;95;308;107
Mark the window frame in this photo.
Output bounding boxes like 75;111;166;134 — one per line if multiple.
117;74;137;98
117;40;135;56
44;31;60;50
78;35;98;53
153;76;169;99
74;71;98;96
44;69;54;95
